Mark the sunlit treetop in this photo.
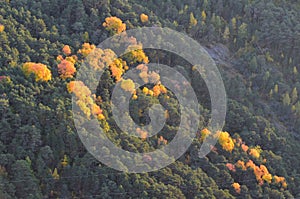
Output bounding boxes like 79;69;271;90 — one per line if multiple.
120;79;135;93
103;16;126;34
218;131;235;152
158;136;168;145
0;24;4;32
140;13;149;23
56;55;64;62
249;147;260;158
22;62;52;82
57;59;76;79
199;128;211;141
241;143;249;152
232;183;241;194
86;48;116;71
109;58;127;82
136;128;148;140
235;160;247;170
62;45;71;56
123;44;149;65
67;81;91;99
67;81;105;120
78;43;96;57
189;12;197;27
65;55;77;64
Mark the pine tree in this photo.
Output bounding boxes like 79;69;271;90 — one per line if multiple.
291;87;298;104
283;92;291;106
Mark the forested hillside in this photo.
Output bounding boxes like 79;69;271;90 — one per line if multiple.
0;0;300;198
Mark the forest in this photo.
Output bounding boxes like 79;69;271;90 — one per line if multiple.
0;0;300;198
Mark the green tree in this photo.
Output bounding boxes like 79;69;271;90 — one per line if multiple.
11;160;42;198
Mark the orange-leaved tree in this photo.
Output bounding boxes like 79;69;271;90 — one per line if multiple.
22;62;52;82
232;183;241;194
140;13;149;23
109;58;127;81
62;45;71;55
57;59;76;79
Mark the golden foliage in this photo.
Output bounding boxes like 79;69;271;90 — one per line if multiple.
62;45;71;55
121;79;135;93
78;43;96;57
136;64;160;84
189;12;197;27
159;84;167;94
164;110;169;119
136;128;148;140
152;85;161;97
241;144;249;152
52;168;59;180
125;44;149;65
245;160;273;185
67;81;91;98
61;155;68;167
148;71;160;84
262;173;272;183
232;183;241;194
249;147;260;158
139;71;149;83
236;160;247;170
91;103;102;115
218;131;235;152
132;94;138;100
148;90;154;96
158;136;168;145
86;48;116;71
57;59;76;79
103;16;126;34
140;13;149;23
56;55;64;62
142;87;149;95
200;128;211;141
67;81;105;120
66;55;77;64
97;114;105;120
136;64;148;72
109;58;126;81
22;62;52;82
274;176;287;188
0;24;5;32
201;11;207;21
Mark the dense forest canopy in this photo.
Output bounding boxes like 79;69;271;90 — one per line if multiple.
0;0;300;198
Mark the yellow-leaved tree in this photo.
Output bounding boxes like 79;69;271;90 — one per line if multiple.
103;16;126;34
78;43;96;57
120;79;135;93
218;131;235;152
0;24;5;32
62;45;71;55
